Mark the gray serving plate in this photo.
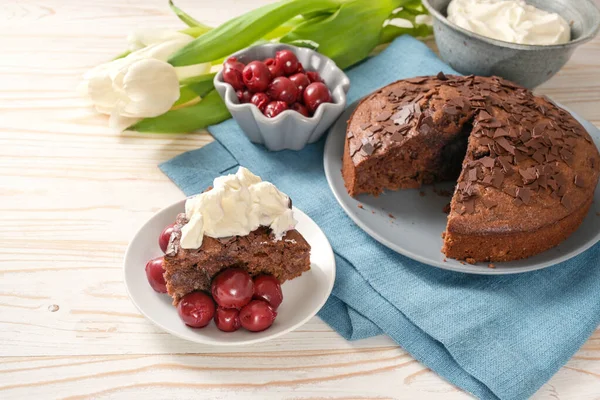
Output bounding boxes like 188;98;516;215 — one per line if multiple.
323;100;600;275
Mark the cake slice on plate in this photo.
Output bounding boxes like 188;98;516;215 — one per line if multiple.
163;167;311;305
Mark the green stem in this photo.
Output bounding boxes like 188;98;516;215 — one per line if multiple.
169;0;212;29
129;90;230;133
168;0;341;66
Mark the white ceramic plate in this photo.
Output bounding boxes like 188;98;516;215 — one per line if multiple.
324;100;600;275
124;200;336;345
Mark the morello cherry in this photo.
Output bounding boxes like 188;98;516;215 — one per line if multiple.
264;58;283;78
222;67;245;90
303;82;332;113
275;49;299;76
288;73;310;95
159;223;176;253
306;71;323;83
251;92;270;112
236;89;252;103
239;300;277;332
267;77;298;105
242;61;271;92
291;102;310;117
214;307;241;332
253;275;283;309
211;268;254;309
223;57;244;72
145;257;167;293
177;291;215;328
296;62;305;74
264;101;288;118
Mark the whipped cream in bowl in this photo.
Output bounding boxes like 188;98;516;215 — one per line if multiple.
180;167;296;249
447;0;571;45
422;0;600;88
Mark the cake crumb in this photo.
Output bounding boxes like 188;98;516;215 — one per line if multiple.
442;203;451;214
459;261;465;265
466;257;476;265
388;213;395;219
358;204;364;209
488;263;496;269
419;191;426;197
443;258;447;262
48;304;59;312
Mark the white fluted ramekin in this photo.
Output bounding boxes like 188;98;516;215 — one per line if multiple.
214;43;350;151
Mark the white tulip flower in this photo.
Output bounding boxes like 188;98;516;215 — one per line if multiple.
80;30;211;131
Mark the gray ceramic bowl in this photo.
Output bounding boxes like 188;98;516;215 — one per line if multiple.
214;43;350;151
423;0;600;88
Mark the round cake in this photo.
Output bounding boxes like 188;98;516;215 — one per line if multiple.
342;73;600;262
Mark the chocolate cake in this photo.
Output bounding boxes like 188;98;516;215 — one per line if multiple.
342;73;600;262
163;213;311;304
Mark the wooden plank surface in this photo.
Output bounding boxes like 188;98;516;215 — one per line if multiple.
1;0;599;398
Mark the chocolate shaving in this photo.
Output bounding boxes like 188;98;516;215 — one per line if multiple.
574;175;585;187
493;128;510;138
503;186;518;198
437;71;448;81
491;168;505;188
375;111;391;122
479;156;496;169
495;137;515;155
481;197;498;209
516;187;532;204
390;131;404;142
361;142;375;156
359;122;372;130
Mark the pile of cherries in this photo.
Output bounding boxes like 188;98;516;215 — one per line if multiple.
145;223;282;333
222;49;333;118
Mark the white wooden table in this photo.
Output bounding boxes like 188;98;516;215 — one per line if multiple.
1;1;599;398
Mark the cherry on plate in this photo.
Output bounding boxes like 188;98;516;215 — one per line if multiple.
177;291;215;328
239;300;277;332
303;82;332;113
288;73;310;94
159;223;176;253
242;61;272;92
275;49;299;76
291;102;310;117
267;77;298;105
264;58;283;78
251;92;270;112
223;67;245;91
306;71;323;83
253;275;283;309
264;101;288;118
296;62;305;74
236;89;252;103
214;307;241;332
211;268;254;309
145;257;167;293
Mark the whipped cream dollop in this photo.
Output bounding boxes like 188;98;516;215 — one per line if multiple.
447;0;571;45
179;167;296;249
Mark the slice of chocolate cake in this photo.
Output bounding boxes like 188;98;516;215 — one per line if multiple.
163;168;311;304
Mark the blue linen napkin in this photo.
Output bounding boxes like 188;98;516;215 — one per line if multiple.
160;36;600;400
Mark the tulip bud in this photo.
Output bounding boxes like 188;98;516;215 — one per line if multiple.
80;32;211;130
